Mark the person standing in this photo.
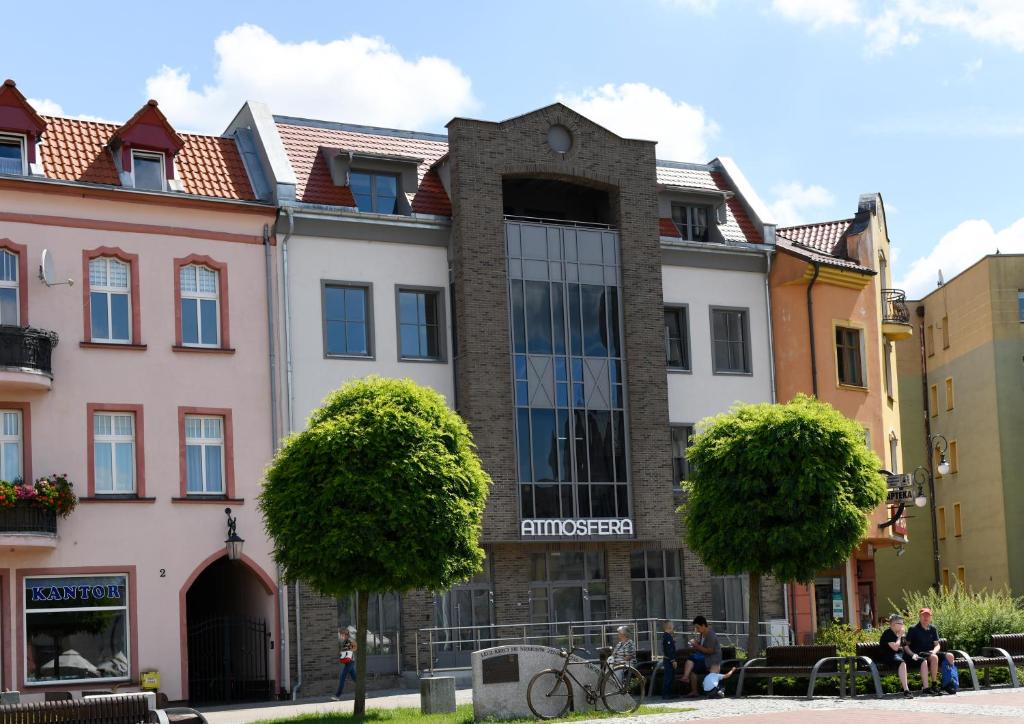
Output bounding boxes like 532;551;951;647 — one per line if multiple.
331;627;358;700
879;614;914;698
660;621;678;700
904;607;955;696
682;616;722;697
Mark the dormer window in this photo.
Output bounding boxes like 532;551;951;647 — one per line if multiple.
350;171;398;214
672;204;711;242
132;150;166;191
0;134;25;176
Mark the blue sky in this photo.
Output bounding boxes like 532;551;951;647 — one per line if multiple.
4;0;1024;296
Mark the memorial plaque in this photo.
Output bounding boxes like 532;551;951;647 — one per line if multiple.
482;653;519;684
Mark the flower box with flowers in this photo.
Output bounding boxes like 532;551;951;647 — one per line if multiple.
0;474;77;534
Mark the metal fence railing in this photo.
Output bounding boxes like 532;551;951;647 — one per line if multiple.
415;617;793;675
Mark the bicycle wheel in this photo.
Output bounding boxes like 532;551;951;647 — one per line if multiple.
601;664;644;714
527;669;572;720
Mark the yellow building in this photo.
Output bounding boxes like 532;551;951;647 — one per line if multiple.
876;254;1024;605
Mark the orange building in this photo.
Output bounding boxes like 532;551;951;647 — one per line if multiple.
769;194;911;643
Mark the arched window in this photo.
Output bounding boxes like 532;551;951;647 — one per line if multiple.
89;257;131;343
179;264;219;347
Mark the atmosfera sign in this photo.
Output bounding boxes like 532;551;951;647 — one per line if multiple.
520;518;634;537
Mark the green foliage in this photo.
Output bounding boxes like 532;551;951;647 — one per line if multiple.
896;585;1024;654
814;621;880;656
258;704;694;724
259;376;492;597
682;395;886;583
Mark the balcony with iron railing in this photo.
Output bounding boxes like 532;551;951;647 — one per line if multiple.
881;289;913;340
0;505;57;549
0;325;58;391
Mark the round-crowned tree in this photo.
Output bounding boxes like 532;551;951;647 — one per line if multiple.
682;394;886;656
260;376;491;713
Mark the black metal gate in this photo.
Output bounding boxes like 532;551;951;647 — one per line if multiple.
187;615;271;705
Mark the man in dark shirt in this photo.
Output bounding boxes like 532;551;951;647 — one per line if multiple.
661;620;678;700
878;614;913;698
904;608;955;695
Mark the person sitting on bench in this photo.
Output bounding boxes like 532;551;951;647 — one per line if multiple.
682;616;721;697
879;614;914;698
904;607;955;696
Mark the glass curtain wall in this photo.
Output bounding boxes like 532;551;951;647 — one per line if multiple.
507;220;629;521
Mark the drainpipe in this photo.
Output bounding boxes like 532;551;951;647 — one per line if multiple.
806;262;821;397
263;223;290;696
764;251;777;404
917;306;942;590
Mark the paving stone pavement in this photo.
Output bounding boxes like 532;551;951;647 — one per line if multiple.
200;686;1024;723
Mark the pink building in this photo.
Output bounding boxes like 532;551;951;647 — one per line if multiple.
0;80;281;704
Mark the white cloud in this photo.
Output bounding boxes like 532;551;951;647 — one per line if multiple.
963;57;984;79
896;216;1024;298
27;98;109;123
770;0;860;29
768;182;836;227
557;83;718;162
144;24;477;133
864;8;921;55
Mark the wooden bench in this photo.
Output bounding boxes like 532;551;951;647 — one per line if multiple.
637;644;738;697
0;693;164;723
852;638;980;696
736;645;850;699
975;633;1024;688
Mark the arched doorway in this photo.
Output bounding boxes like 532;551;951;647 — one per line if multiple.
184;555;273;705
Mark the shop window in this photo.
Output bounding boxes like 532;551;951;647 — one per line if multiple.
185;415;224;495
322;282;372;357
350;171;398;214
664;306;690;371
929;385;938;418
93;412;136;494
0;133;26;175
529;552;607;635
337;592;400;673
0;409;22;481
835;326;865;387
937;506;947;540
397;287;444;361
179;264;220;347
434;558;494;660
0;249;20;324
953;503;963;537
25;574;130;684
89;257;132;344
945;378;954;411
670;425;694;489
941;315;950;349
131;150;165;191
631;550;684;623
671;204;711;242
710;307;751;374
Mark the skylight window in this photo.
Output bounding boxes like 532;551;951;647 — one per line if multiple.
0;134;26;176
132;150;166;191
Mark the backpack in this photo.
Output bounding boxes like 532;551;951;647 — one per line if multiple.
940;656;959;694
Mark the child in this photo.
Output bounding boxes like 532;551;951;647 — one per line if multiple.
701;666;737;698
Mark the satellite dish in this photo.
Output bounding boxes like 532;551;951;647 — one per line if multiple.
39;249;74;287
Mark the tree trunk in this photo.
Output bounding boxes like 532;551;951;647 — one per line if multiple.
354;589;369;716
747;571;762;659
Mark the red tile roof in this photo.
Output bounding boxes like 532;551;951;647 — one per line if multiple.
36;115;256;201
275;120;449;211
659;217;681;237
777;218;873;272
655;164;763;244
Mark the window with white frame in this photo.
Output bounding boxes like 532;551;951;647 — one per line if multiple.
179;265;219;346
0;249;19;325
131;150;165;191
24;574;130;683
185;415;224;494
93;413;135;493
0;134;25;176
0;410;22;482
89;258;131;343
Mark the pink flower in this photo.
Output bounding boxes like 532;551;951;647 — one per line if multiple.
15;484;36;500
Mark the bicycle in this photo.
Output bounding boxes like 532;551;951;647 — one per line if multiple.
526;646;645;719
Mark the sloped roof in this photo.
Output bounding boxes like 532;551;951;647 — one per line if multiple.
274;117;449;212
656;163;763;244
37;115;256;201
777;218;873;272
